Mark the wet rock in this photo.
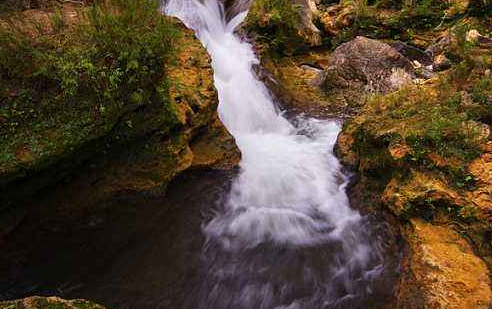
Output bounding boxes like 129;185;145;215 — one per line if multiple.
389;41;433;67
222;0;251;22
425;33;453;60
299;64;324;85
257;51;359;118
397;219;492;309
433;53;452;71
0;296;107;309
321;36;415;94
190;118;241;170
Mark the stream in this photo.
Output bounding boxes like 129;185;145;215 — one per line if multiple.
165;0;398;307
0;0;401;308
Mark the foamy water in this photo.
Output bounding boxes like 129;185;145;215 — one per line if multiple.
164;1;388;307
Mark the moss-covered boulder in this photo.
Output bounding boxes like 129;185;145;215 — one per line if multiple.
322;36;416;94
0;1;239;205
245;0;321;55
336;41;492;307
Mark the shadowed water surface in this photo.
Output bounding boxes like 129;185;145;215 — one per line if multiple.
0;170;231;308
0;0;402;306
0;169;400;309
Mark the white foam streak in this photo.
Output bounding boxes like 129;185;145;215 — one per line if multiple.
165;0;363;250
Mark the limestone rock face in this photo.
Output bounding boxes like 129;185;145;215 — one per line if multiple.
381;171;466;217
257;51;356;118
467;143;492;225
322;36;415;94
398;219;492;309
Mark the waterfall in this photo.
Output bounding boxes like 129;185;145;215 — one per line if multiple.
164;1;388;308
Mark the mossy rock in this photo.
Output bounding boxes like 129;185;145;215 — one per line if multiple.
0;1;224;204
245;0;320;56
337;66;491;179
0;297;107;309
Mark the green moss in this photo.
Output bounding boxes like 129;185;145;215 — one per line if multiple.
472;77;492;104
403;195;479;223
395;0;448;29
404;98;480;162
0;0;182;187
35;298;70;309
346;64;492;190
245;0;304;55
469;0;492;16
71;300;107;309
329;0;450;48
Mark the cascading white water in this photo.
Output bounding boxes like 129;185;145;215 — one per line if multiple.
164;1;389;308
166;0;361;249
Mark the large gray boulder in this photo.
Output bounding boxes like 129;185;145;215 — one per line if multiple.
322;36;416;94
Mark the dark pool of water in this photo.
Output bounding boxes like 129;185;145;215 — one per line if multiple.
0;169;401;309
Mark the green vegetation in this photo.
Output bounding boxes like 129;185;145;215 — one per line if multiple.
344;0;368;18
404;195;479;222
469;0;492;16
345;19;492;182
404;96;480;162
245;0;303;55
472;76;492;106
395;0;448;29
329;0;450;48
348;70;490;188
0;0;181;185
